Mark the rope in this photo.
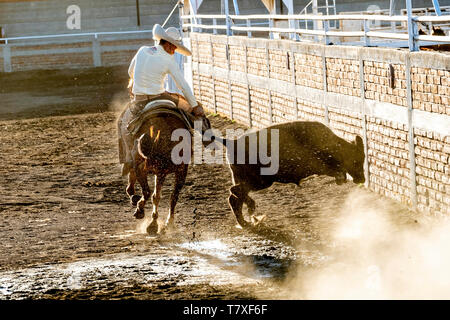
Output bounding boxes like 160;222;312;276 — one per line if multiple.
162;0;182;28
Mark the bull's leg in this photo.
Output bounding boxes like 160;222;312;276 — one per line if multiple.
229;185;250;228
134;168;151;220
245;193;266;226
166;165;188;228
126;169;141;206
244;194;256;216
146;174;166;235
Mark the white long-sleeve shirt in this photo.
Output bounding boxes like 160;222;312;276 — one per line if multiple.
128;45;198;108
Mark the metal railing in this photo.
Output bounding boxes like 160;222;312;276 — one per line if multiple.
181;11;450;51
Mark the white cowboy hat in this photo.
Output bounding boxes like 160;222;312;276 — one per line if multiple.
152;24;191;56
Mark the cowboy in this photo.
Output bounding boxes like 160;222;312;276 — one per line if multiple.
119;24;205;175
127;24;204;117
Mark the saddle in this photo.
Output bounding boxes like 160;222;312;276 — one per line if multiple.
126;99;195;136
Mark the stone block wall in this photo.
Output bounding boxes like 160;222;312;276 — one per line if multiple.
326;57;360;97
249;86;271;128
268;50;292;82
367;118;411;205
247;47;269;78
414;130;450;215
294;53;323;90
271;92;296;124
190;33;450;215
411;67;450;115
231;81;250;125
364;61;408;107
296;98;326;122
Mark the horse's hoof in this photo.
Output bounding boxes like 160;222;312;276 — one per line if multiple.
130;195;141;206
235;221;250;229
133;208;145;219
146;220;159;235
165;217;175;228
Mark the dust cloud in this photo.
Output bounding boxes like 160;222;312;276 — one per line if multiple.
109;92;129;113
283;189;450;299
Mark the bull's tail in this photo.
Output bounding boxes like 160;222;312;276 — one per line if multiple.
137;126;161;159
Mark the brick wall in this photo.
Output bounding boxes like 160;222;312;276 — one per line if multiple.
231;81;250;125
271;92;296;124
296;98;326;122
414;130;450;215
326;57;360;97
269;50;291;82
249;86;271;128
9;42;93;71
294;53;323;89
198;74;215;112
364;61;407;107
190;33;450;215
367;118;411;205
411;67;450;115
11;52;93;71
247;47;268;78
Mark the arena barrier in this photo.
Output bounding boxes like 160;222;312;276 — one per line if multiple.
189;32;450;215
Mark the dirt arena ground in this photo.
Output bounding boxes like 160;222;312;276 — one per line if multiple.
0;67;419;300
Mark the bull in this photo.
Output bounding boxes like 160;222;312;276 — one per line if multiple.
211;121;365;228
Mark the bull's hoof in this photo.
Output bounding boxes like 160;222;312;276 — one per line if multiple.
133;208;145;219
146;219;159;235
130;195;141;206
251;215;267;226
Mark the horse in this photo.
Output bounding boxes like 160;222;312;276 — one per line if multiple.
117;100;210;235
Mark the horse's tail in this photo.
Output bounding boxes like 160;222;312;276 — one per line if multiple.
137;126;161;159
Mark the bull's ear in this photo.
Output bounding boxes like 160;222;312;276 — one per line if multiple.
355;136;364;150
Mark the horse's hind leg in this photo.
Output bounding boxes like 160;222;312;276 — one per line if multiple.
126;169;140;206
134;168;151;220
146;174;166;235
166;165;188;228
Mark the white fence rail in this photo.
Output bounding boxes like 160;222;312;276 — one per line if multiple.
181;12;450;50
0;29;153;44
0;30;153;72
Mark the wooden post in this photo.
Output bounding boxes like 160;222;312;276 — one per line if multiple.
136;0;141;27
